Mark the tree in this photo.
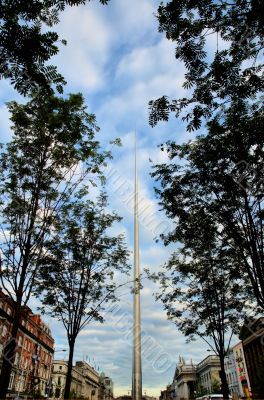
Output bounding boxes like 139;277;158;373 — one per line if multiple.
211;379;221;394
0;0;109;95
0;92;111;398
37;193;129;399
152;100;264;309
149;0;264;131
148;237;246;400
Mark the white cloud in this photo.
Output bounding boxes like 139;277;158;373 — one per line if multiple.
0;0;219;395
0;105;12;142
54;5;114;90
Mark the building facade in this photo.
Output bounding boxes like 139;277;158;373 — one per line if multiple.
240;318;264;399
52;360;82;399
75;361;100;399
52;360;114;400
162;355;222;400
232;342;251;399
0;290;54;398
173;357;197;400
224;349;240;399
98;373;114;400
196;355;221;396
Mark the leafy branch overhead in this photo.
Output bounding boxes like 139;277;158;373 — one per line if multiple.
147;217;248;399
149;0;264;131
152;100;264;309
0;0;110;95
37;192;129;335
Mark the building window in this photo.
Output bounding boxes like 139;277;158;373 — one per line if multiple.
14;352;20;365
18;336;23;347
8;373;14;390
2;325;7;337
58;376;61;386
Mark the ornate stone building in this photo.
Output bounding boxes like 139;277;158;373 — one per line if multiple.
196;355;221;395
51;360;114;400
98;373;114;400
0;289;54;398
160;355;222;400
173;357;197;400
52;360;100;399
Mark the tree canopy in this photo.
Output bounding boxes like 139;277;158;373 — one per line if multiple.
149;0;264;131
37;192;129;399
0;0;110;95
152;100;264;309
148;222;247;399
0;92;112;398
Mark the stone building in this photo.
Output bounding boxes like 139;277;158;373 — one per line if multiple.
52;360;83;398
173;357;197;400
75;361;100;399
239;318;264;399
51;360;114;400
98;373;114;400
0;289;54;398
196;355;221;395
162;355;222;400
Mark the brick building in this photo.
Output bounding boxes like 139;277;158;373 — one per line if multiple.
0;289;54;397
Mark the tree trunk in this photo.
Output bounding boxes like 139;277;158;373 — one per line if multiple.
219;354;229;400
0;302;21;398
64;338;76;400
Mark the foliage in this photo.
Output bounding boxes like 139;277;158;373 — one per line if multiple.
0;0;110;95
147;217;245;398
0;92;109;306
0;92;111;397
150;245;246;349
37;192;129;335
149;0;264;130
37;192;129;399
152;100;264;309
149;99;264;399
196;385;207;397
211;379;221;394
33;389;44;399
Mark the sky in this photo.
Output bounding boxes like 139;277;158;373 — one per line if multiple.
0;0;222;396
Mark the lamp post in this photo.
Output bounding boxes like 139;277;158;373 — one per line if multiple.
16;367;27;400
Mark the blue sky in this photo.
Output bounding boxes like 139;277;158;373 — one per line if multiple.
0;0;222;396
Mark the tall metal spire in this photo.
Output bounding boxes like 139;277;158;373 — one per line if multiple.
132;132;142;400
